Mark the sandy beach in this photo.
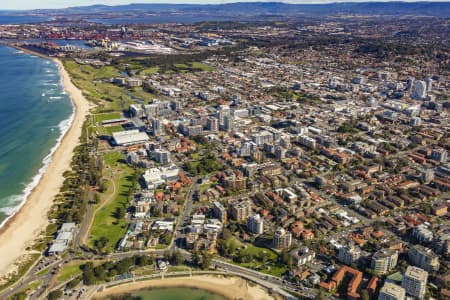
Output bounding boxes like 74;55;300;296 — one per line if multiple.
0;56;91;277
93;275;278;300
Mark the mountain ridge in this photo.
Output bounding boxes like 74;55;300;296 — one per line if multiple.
4;2;450;18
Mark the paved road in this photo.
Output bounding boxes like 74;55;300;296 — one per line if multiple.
92;270;302;299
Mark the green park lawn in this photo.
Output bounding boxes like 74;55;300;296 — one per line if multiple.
87;151;135;252
105;125;125;135
140;62;214;75
140;67;160;76
189;62;215;71
226;236;287;277
94;112;122;124
63;60;152;112
56;261;85;282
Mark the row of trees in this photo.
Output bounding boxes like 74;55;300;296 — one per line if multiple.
184;153;225;176
45;121;101;240
79;250;215;286
81;255;154;285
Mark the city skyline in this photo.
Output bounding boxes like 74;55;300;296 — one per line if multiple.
1;0;448;11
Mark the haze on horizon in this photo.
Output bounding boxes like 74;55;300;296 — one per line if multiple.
1;0;448;11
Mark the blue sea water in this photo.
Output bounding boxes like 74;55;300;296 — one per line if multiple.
0;46;73;226
89;15;235;25
0;15;48;25
25;39;90;49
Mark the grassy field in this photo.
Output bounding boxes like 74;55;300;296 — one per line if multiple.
139;62;214;75
172;62;215;73
140;67;160;76
36;266;51;276
105;125;125;135
56;261;85;282
227;237;287;277
128;87;154;104
87;151;135;252
103;151;124;166
190;62;215;71
94;112;122;124
63;60;153;112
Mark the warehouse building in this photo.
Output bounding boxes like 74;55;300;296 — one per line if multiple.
112;129;150;146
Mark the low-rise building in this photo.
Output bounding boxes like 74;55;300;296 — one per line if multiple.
291;247;316;266
112;129;150;146
142;165;180;189
48;223;76;256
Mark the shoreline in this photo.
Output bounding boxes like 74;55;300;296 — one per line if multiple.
93;275;276;300
0;55;75;229
0;46;92;276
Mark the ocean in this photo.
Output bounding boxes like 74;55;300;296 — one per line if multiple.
0;45;73;227
89;15;235;25
0;15;49;24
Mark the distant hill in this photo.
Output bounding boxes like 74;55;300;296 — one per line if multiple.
0;2;441;19
54;2;450;18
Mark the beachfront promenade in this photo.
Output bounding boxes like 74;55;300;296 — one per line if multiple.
89;270;297;300
0;253;304;300
0;236;306;300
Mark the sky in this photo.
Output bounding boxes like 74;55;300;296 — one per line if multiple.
0;0;447;10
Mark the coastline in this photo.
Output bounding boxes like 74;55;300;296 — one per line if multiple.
0;55;74;229
93;275;276;300
0;48;91;276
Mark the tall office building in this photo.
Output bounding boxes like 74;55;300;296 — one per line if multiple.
431;148;448;163
223;115;235;132
217;105;230;127
408;245;440;272
409;117;422;127
371;249;398;274
402;266;428;299
247;214;264;235
412;80;427;100
152;118;162;136
379;282;405;300
338;244;361;266
406;77;414;92
421;169;435;184
274;146;287;160
212;201;227;225
273;228;292;249
232;94;241;106
186;125;203;137
425;77;433;92
153;149;170;165
206;116;219;132
230;199;252;221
